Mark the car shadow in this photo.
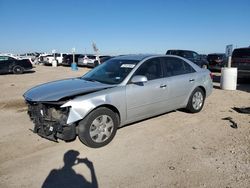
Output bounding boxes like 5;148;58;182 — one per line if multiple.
42;150;98;188
0;70;36;75
24;70;36;74
119;110;177;129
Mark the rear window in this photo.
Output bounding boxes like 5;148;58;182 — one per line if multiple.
64;55;72;58
87;55;96;59
232;48;250;58
166;50;182;56
166;50;194;58
100;56;110;58
207;54;224;60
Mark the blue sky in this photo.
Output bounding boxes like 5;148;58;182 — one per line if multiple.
0;0;249;55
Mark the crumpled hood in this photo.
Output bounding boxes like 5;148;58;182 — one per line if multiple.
23;78;115;102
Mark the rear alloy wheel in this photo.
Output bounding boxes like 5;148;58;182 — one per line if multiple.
78;107;118;148
13;65;24;74
186;87;205;113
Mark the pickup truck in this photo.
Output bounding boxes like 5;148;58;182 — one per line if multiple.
231;47;250;78
166;49;208;68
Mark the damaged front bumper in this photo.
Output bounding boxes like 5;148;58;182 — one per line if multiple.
26;101;76;142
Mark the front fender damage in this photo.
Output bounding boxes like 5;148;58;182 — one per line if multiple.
61;94;111;124
25;93;114;143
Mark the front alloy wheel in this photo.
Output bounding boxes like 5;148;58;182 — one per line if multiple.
89;115;114;143
78;107;118;148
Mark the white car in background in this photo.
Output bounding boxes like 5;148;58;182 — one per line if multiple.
78;54;110;67
18;53;38;63
38;53;50;64
78;54;96;66
44;53;67;65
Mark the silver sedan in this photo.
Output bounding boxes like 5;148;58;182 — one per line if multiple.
24;54;213;148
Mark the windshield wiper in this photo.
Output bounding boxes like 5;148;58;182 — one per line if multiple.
82;77;114;85
83;77;97;82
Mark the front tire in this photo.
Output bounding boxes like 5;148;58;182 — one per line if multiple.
186;87;205;113
13;65;24;74
78;107;118;148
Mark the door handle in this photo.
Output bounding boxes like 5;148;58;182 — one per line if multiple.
160;84;167;88
189;79;195;82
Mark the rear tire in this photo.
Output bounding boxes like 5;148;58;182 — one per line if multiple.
186;87;205;113
13;65;24;74
78;107;118;148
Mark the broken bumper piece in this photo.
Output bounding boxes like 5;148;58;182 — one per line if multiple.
27;101;76;142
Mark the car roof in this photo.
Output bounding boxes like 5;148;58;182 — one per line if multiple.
0;54;18;58
112;54;158;61
234;47;250;50
207;53;225;55
167;49;195;53
65;54;82;56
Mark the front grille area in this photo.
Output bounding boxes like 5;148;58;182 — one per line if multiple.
26;101;75;141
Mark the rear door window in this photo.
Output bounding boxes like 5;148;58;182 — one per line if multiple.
162;57;195;77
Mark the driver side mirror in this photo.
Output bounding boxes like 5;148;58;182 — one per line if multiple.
131;75;148;84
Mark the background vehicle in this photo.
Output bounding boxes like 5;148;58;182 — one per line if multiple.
0;55;33;74
200;54;207;61
44;53;67;65
166;49;209;68
78;55;111;67
88;56;113;68
207;53;227;71
77;54;96;67
61;54;82;66
24;54;213;148
232;47;250;78
38;53;50;64
17;53;39;63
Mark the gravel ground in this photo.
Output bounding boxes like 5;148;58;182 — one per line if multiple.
0;65;249;188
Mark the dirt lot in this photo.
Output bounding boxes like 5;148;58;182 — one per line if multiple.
0;65;249;188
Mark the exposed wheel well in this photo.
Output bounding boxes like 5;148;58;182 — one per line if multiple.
100;104;120;122
87;104;121;124
198;86;206;97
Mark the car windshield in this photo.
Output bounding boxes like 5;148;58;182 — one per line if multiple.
82;59;139;84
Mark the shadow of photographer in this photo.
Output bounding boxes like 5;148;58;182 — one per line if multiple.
42;150;98;188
